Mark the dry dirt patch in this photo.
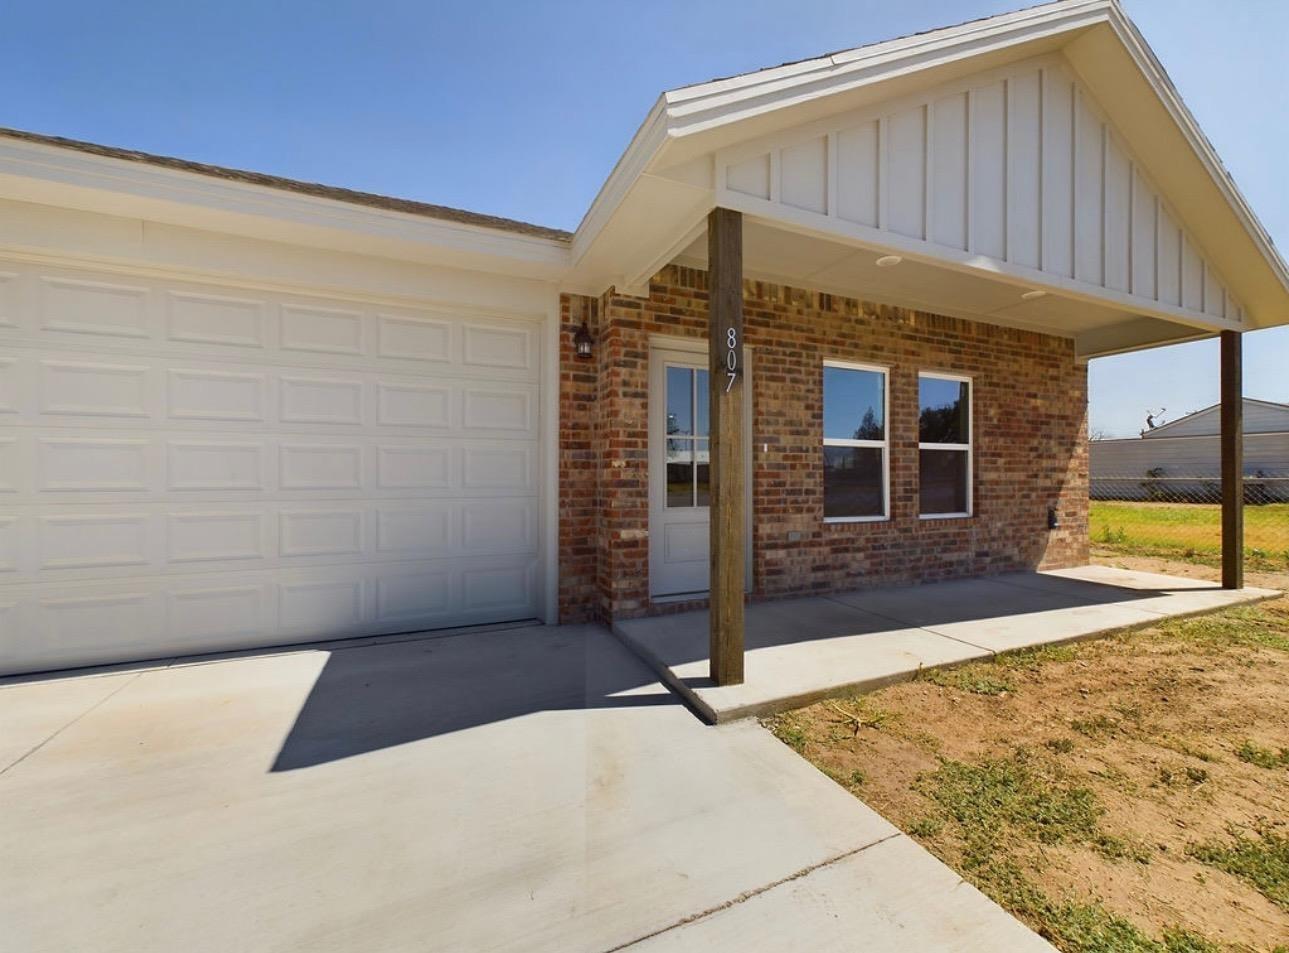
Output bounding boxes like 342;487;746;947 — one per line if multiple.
765;597;1289;952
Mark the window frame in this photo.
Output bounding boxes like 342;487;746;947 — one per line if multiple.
822;359;891;524
917;370;974;519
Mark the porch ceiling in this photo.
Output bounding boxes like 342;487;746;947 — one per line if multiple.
672;218;1203;360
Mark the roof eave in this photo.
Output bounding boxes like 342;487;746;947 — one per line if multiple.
0;133;572;281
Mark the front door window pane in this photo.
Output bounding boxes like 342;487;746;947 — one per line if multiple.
667;441;694;508
695;439;710;507
666;366;693;436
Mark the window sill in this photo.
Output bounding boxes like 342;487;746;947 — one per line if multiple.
918;512;972;521
824;515;890;524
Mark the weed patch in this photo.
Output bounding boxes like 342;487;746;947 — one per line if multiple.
1072;714;1121;740
924;666;1014;696
914;748;1141;869
1188;824;1289;909
1236;740;1289;770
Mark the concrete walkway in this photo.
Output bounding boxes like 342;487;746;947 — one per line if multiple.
1;624;1051;952
614;566;1279;722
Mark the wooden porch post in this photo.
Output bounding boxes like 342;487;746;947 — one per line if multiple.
1220;330;1244;590
707;207;745;685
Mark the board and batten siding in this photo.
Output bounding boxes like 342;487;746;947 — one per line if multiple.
717;54;1242;326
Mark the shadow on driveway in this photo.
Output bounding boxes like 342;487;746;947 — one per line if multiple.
271;625;671;772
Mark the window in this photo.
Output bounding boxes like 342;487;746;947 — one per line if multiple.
822;362;888;521
665;365;710;508
918;372;972;517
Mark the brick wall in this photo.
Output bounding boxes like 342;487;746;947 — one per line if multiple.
559;264;1089;622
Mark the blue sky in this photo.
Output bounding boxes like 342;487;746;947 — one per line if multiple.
2;0;1284;436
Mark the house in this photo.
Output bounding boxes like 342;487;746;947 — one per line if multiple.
1;0;1287;680
1092;399;1289;501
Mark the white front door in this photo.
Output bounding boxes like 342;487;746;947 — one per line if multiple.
648;343;751;598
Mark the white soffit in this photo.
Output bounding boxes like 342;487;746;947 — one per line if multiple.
570;0;1289;335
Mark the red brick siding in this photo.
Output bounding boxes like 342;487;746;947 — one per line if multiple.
557;294;599;622
558;265;1089;622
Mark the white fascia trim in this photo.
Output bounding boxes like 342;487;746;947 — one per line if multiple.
661;0;1112;131
569;97;670;263
0;136;571;270
1101;6;1289;300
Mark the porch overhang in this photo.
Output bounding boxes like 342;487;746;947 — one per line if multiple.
563;0;1289;359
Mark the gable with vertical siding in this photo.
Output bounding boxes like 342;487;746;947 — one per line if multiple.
718;54;1241;328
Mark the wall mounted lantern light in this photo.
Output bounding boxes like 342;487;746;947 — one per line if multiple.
573;320;594;359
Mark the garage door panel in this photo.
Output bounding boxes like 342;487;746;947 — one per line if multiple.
375;380;453;429
0;270;18;328
279;302;365;356
168;440;266;492
166;290;267;349
39;360;152;418
0;517;17;572
38;436;153;492
35;591;163;670
463;444;535;490
0;256;545;675
168;368;267;422
376;313;453;363
166;585;271;647
168;511;270;564
278;375;364;425
39;513;152;570
279;508;364;558
0;356;22;412
40;275;152;340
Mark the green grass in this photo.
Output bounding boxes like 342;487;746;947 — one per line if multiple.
1236;740;1289;769
1155;600;1289;653
974;861;1217;953
923;667;1015;695
1188;824;1289;910
1072;714;1122;740
1090;501;1289;569
914;747;1148;868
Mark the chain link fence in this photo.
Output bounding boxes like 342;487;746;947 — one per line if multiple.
1089;468;1289;572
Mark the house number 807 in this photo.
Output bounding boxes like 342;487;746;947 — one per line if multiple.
724;327;739;393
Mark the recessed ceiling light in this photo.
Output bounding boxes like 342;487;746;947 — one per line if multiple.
1020;289;1047;300
875;255;902;268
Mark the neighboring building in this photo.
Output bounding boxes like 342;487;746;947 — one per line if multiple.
2;0;1288;674
1091;399;1289;501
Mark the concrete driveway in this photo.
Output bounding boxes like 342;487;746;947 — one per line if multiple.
1;624;1050;952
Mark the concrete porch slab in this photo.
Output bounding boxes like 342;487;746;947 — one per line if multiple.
613;567;1280;723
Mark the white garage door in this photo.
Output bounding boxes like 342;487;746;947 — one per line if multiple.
0;257;544;675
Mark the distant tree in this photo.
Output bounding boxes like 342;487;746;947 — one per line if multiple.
853;408;882;441
919;404;962;443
